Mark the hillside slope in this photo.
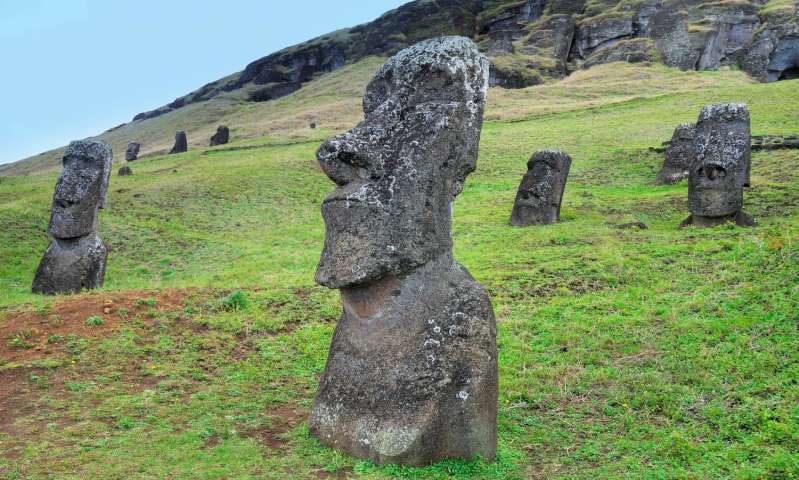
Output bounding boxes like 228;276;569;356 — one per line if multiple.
1;62;798;478
2;0;796;176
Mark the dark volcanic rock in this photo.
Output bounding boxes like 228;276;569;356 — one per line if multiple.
584;38;656;69
510;150;572;226
118;166;133;176
125;142;140;161
657;123;696;185
309;37;496;466
683;103;753;228
33;140;111;295
170;131;188;154
32;236;108;295
210;125;230;146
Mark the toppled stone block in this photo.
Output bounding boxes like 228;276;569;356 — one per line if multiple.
309;37;497;466
510;150;572;226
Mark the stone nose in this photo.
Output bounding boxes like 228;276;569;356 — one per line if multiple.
317;135;371;186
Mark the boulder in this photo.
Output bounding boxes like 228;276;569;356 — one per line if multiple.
170;131;188;154
118;166;133;176
682;103;754;228
33;140;111;294
309;37;497;466
210;125;230;146
657;123;696;185
125;142;140;161
510;150;572;226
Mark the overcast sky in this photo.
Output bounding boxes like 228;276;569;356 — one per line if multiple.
0;0;408;165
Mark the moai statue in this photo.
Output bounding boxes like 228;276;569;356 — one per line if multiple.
118;165;133;176
657;123;695;184
509;150;572;226
681;103;755;228
169;131;188;154
309;37;497;466
125;142;141;161
32;140;112;295
210;125;229;146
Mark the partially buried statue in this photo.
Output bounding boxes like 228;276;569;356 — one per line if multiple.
657;123;695;185
309;37;497;466
32;140;112;294
509;150;572;226
681;103;754;228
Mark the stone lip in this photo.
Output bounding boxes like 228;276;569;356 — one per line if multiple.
510;149;572;226
315;36;489;290
48;140;112;240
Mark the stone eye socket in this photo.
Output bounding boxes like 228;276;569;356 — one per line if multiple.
698;165;727;180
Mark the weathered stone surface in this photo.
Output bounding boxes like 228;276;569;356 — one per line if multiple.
48;140;112;240
32;236;107;295
683;103;753;227
510;150;572;226
584;38;656;69
118;166;133;176
210;126;230;146
657;123;696;185
33;140;111;295
170;131;188;154
125;142;140;161
309;37;496;466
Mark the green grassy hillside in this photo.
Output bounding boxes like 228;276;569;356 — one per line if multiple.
1;62;798;479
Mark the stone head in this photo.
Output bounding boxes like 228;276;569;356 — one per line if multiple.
49;140;112;239
689;103;750;217
315;37;489;289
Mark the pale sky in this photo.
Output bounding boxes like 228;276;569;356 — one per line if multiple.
0;0;408;164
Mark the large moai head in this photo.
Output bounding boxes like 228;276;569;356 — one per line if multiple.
510;150;572;226
689;103;751;218
125;142;141;161
315;37;489;289
48;140;112;240
170;131;188;154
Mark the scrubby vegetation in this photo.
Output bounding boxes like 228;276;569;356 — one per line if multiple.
0;62;798;479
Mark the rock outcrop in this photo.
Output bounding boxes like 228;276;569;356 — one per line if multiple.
125;142;140;161
681;103;754;228
169;131;187;154
657;123;696;185
130;0;798;124
510;150;572;226
309;37;497;466
32;140;111;294
210;126;229;146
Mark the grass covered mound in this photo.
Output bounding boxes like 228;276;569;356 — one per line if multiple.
0;62;798;479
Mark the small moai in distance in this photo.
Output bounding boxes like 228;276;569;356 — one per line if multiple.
309;121;317;129
509;150;572;226
309;37;497;466
657;123;696;184
32;140;112;295
169;131;188;154
210;125;229;146
125;142;140;161
681;103;755;228
118;165;133;176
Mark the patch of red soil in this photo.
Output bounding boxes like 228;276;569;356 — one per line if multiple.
0;288;193;364
244;406;307;450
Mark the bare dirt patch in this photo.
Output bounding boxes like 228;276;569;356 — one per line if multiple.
244;405;307;451
0;288;193;364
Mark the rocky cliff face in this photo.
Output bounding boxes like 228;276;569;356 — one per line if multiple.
132;0;799;122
